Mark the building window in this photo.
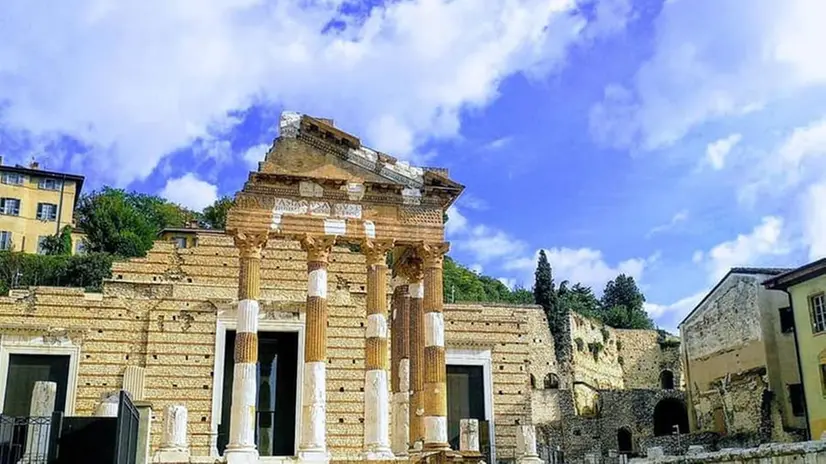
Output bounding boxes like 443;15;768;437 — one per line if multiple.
779;306;795;333
660;370;675;390
0;231;11;251
544;373;560;389
37;178;62;191
173;237;187;249
36;203;58;221
810;293;826;334
789;383;805;417
0;198;20;216
1;172;25;185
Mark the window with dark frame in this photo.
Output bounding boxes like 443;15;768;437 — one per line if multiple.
789;383;805;417
779;306;795;333
36;202;58;221
810;293;826;334
0;197;21;216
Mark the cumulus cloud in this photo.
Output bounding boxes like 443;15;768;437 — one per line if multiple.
590;0;826;150
644;289;707;333
160;173;219;211
0;0;630;186
242;143;271;170
692;216;790;282
705;133;742;170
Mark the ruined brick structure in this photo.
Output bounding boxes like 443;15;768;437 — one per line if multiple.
679;268;806;446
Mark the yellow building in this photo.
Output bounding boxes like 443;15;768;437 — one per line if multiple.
764;258;826;440
0;159;85;254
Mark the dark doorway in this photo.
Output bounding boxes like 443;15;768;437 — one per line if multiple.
446;365;486;451
544;373;560;389
218;331;298;456
3;354;70;415
653;398;689;436
617;427;632;453
660;370;675;390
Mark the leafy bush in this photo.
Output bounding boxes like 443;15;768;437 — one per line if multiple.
0;252;114;294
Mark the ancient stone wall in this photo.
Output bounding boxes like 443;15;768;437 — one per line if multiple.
616;330;681;390
569;314;623;390
631;439;826;463
0;234;534;460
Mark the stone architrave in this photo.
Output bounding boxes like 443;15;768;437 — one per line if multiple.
516;425;543;464
296;234;336;464
153;405;189;463
361;239;396;460
418;242;451;451
21;381;57;463
94;391;120;417
225;230;268;464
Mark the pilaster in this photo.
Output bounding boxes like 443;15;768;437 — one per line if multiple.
361;239;396;460
297;234;336;463
417;242;451;451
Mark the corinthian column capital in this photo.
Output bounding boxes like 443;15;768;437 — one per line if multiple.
416;242;450;268
361;239;395;267
396;256;424;283
232;230;269;259
297;234;337;263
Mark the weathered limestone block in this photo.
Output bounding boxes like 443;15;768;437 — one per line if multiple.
153;405;189;463
459;419;480;452
646;446;664;459
94;391;120;417
22;381;57;463
516;425;543;464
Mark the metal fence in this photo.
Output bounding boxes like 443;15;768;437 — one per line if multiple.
0;414;59;464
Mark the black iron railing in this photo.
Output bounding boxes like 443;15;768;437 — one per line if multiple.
0;414;59;464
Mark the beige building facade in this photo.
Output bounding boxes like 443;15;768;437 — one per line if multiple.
679;268;806;443
0;159;84;254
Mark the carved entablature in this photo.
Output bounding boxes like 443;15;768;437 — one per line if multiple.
227;111;464;246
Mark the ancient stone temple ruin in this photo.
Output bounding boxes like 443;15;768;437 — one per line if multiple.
221;112;465;463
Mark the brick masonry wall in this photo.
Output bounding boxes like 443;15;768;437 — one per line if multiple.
0;235;536;460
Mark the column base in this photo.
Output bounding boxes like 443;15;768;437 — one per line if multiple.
362;447;395;461
223;446;259;464
423;443;452;452
297;449;330;464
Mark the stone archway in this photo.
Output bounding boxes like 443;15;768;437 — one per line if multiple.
653;397;689;436
617;427;633;453
544;373;560;389
660;370;675;390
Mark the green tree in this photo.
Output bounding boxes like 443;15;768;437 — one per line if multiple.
558;281;601;320
76;188;189;257
600;274;654;329
40;225;74;256
534;250;559;324
202;196;234;229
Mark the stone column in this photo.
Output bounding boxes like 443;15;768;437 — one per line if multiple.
22;381;56;463
154;405;190;462
297;234;336;463
418;242;450;451
405;256;425;452
390;279;411;456
94;391;119;417
225;231;268;464
516;425;543;464
361;239;396;460
459;419;480;453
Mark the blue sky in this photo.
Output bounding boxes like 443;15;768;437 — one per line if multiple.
2;0;826;331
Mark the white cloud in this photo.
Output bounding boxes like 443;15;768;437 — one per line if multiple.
470;264;484;274
644;289;707;332
160;173;219;211
457;193;489;211
647;209;688;236
0;0;629;186
590;0;826;150
242;143;271;169
445;205;469;237
802;181;826;260
705;133;742;170
482;136;513;151
693;216;790;282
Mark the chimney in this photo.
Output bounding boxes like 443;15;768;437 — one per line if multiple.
29;160;39;170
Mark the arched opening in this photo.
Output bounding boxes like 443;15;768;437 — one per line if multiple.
660;370;675;390
544;373;560;389
617;427;633;453
653;398;689;436
529;374;536;389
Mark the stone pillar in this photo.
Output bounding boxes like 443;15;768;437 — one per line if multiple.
361;239;395;459
122;365;146;401
134;401;153;464
459;419;480;453
94;391;119;417
418;242;450;451
390;279;411;456
516;425;543;464
154;405;190;462
22;381;56;463
297;234;336;463
225;231;267;464
405;256;425;452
